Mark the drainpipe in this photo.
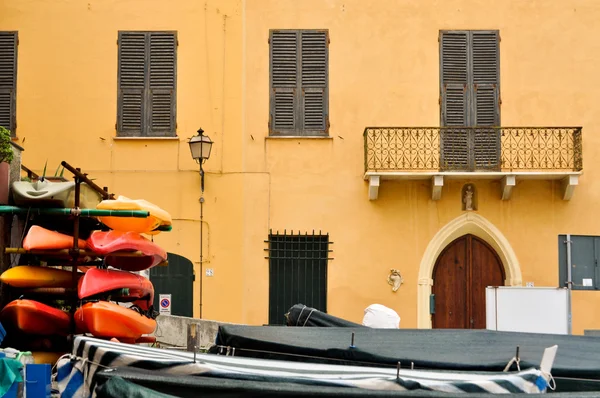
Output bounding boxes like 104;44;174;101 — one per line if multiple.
566;234;573;334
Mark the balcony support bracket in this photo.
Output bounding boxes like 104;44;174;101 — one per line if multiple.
562;175;578;201
369;176;380;201
501;175;516;200
431;175;444;201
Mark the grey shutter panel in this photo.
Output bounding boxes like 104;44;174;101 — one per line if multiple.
118;32;146;136
300;31;328;135
440;31;469;170
270;31;298;135
148;32;176;136
0;32;17;135
472;31;500;170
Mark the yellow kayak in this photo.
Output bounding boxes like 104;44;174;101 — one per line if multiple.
96;196;172;234
0;266;80;288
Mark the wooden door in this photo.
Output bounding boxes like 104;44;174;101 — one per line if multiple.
432;234;504;329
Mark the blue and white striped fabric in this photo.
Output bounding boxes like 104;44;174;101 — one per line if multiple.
55;355;86;398
56;336;552;397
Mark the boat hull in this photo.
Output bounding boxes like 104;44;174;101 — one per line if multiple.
78;268;154;310
0;265;81;288
23;225;87;250
87;230;167;271
12;180;102;209
96;196;171;234
74;301;156;340
0;299;71;336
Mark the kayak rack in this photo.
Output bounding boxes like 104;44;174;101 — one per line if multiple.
0;206;150;218
2;160;171;346
6;248;145;257
3;248;167;265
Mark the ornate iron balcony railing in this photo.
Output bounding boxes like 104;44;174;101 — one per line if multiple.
364;127;583;173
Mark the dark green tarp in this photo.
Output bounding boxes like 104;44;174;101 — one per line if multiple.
95;375;178;398
209;326;600;392
286;304;364;327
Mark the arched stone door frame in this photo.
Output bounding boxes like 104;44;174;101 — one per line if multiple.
417;213;522;329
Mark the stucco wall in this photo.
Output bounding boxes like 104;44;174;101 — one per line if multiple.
1;0;244;321
3;0;600;333
243;0;600;333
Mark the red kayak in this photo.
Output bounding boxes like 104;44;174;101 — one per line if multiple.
0;299;72;336
78;268;154;310
86;230;167;272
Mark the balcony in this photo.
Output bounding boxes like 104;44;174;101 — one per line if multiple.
364;127;583;201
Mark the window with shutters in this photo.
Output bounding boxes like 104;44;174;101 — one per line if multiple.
269;30;329;137
117;31;177;137
439;30;500;171
0;32;18;137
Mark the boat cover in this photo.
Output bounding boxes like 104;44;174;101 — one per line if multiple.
93;367;600;398
209;325;600;392
286;304;364;327
56;336;551;398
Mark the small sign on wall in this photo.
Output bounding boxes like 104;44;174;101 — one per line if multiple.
159;294;172;315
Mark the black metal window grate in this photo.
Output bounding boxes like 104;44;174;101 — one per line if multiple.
265;230;333;325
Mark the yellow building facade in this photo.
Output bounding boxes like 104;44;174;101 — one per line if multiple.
2;0;599;334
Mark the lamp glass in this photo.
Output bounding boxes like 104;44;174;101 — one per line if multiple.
189;134;213;161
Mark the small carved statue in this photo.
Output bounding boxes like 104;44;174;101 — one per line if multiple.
464;185;474;211
387;269;404;292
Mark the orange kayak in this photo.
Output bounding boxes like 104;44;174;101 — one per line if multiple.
23;225;87;250
86;230;167;271
74;301;156;340
0;265;82;288
0;299;72;336
78;268;154;310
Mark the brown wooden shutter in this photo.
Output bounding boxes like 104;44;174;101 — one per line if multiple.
300;31;328;135
148;32;176;136
270;31;298;135
440;31;469;170
0;32;17;135
117;32;146;136
472;31;500;170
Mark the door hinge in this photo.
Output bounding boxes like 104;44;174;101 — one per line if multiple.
192;271;196;282
429;294;435;314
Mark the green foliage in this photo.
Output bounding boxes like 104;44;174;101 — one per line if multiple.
0;126;14;164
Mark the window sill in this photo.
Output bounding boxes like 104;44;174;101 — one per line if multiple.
113;136;180;141
266;136;333;140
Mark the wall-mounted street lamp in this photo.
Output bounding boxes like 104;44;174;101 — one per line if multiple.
188;127;213;319
188;128;213;193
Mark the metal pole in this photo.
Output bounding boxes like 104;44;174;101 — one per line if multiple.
70;169;81;336
566;234;573;335
199;162;204;319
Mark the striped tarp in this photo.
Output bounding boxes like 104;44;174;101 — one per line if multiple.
55;336;553;397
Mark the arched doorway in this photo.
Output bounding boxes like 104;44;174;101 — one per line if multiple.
432;234;505;329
